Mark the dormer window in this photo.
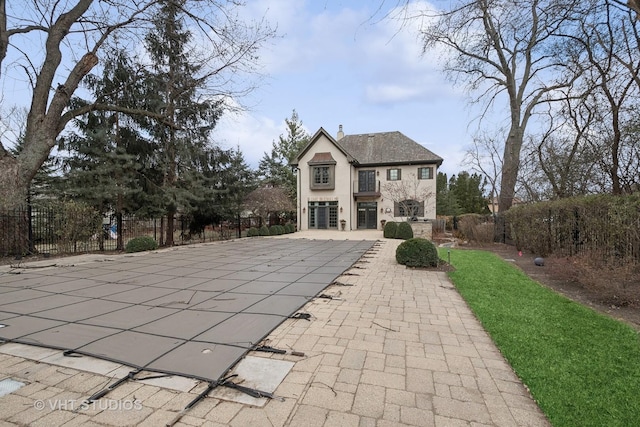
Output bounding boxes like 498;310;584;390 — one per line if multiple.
308;152;336;190
313;166;330;185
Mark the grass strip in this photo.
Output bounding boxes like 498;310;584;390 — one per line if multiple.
442;249;640;427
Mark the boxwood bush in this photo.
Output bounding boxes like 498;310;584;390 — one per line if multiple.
247;227;259;237
125;236;158;253
383;221;397;238
259;225;270;236
395;221;414;240
269;225;285;235
395;238;438;267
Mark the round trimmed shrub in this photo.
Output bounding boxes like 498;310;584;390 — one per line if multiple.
383;221;397;238
284;224;294;233
259;225;270;236
125;236;158;253
395;221;414;240
247;227;259;237
395;238;438;267
269;225;285;235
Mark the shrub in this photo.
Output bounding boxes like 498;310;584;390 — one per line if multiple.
259;225;270;236
383;221;397;238
125;236;158;253
247;227;259;237
457;213;488;241
285;223;295;233
395;221;414;240
395;238;438;267
474;223;494;244
269;225;285;235
52;200;102;253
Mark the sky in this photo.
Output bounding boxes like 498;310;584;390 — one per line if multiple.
0;0;484;179
212;0;480;177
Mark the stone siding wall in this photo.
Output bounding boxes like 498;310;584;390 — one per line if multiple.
410;221;432;240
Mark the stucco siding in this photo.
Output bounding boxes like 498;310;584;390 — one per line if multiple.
376;164;438;224
294;127;443;232
297;134;352;231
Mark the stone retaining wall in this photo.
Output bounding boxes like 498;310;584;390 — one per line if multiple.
410;221;433;240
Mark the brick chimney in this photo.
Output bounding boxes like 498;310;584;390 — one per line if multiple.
337;124;344;140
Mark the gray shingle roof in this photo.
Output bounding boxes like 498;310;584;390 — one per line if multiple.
338;131;443;166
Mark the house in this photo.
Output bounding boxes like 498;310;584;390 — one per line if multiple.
292;126;443;231
488;196;524;214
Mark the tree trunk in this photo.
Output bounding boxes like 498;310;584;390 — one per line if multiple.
498;125;525;212
0;155;27;210
116;209;124;251
165;207;175;246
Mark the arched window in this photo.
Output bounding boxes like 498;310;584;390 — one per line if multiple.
394;200;424;218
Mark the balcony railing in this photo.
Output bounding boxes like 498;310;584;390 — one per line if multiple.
353;180;381;198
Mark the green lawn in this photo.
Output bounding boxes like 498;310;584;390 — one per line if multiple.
442;249;640;427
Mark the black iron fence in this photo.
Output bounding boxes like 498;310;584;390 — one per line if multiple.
1;206;257;259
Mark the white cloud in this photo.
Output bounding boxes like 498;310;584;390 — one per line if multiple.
212;111;278;168
364;84;426;104
212;0;474;174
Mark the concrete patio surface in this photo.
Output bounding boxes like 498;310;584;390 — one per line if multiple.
0;231;550;426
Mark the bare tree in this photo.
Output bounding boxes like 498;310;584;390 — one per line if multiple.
0;0;273;210
560;1;640;194
463;130;504;210
518;92;602;200
243;185;295;225
395;0;587;211
382;172;434;221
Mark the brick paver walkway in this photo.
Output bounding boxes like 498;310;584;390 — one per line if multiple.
0;232;550;426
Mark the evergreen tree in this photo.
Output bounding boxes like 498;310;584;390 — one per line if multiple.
59;47;154;250
449;171;489;214
258;109;309;200
183;145;256;235
222;146;257;218
436;172;462;216
141;0;224;245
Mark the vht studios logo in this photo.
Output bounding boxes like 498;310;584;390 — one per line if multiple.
34;399;143;411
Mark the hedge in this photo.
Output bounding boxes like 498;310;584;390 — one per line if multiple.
505;194;640;263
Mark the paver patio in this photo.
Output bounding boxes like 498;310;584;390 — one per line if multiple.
0;231;550;426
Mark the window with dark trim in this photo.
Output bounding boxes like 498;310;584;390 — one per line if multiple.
387;168;401;181
394;200;424;217
314;166;330;185
358;170;376;192
418;167;433;180
308;152;336;190
308;201;338;229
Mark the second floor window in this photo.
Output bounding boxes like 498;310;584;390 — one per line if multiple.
358;170;376;192
308;152;336;190
418;167;433;180
387;168;401;181
313;166;330;185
